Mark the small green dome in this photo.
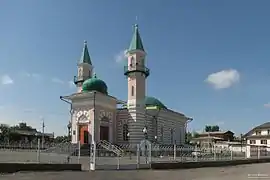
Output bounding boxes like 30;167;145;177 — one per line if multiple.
145;96;167;109
82;75;108;94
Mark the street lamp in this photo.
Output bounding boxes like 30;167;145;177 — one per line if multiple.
142;127;148;163
127;132;130;140
143;127;147;139
67;122;71;142
154;135;158;157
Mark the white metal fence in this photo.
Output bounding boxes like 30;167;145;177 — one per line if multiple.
0;140;269;170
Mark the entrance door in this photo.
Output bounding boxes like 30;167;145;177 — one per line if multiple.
80;125;89;144
100;126;109;141
83;130;89;144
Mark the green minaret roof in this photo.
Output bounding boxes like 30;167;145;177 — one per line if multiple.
128;24;145;52
79;40;92;65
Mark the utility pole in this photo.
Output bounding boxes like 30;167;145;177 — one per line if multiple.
41;117;45;149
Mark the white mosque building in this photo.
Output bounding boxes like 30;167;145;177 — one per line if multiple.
60;24;193;146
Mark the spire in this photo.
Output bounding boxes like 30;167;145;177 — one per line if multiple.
79;40;92;65
128;24;145;52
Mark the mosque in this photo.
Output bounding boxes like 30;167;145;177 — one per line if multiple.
60;24;193;146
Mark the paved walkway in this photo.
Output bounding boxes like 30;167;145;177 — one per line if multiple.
1;163;270;180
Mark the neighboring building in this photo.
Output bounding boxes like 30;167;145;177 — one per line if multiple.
192;131;235;147
197;131;235;141
245;122;270;146
60;24;193;145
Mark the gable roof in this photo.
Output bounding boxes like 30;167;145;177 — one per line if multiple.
244;122;270;137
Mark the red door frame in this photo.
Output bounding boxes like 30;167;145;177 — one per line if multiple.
79;125;89;144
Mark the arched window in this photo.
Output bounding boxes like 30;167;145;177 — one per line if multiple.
160;126;164;143
130;57;135;67
171;128;174;144
123;124;129;141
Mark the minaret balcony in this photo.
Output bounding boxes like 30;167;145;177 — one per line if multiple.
74;76;89;84
124;65;150;77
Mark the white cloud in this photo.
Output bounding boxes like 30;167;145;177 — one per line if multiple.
205;69;240;89
1;75;14;85
114;50;128;63
52;78;64;84
21;72;41;80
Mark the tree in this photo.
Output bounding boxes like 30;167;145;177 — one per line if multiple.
185;132;192;143
13;123;36;132
185;131;200;144
211;125;220;132
0;124;11;142
205;125;212;132
205;125;220;132
54;136;69;143
193;131;199;138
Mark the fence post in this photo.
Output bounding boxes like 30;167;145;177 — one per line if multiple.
136;144;140;169
258;146;261;159
195;145;198;162
77;141;81;164
173;144;176;161
149;143;152;168
230;146;233;160
90;141;96;171
213;144;216;161
246;145;250;159
37;138;41;163
117;156;120;170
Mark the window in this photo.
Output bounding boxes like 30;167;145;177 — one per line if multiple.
170;128;174;144
261;139;267;144
130;57;135;67
73;130;76;135
256;131;261;135
268;130;270;135
131;86;134;96
123;124;129;141
250;140;256;144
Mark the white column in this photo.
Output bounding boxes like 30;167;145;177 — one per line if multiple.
246;145;251;158
88;122;92;144
76;123;79;143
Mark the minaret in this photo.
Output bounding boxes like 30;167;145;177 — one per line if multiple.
124;24;150;144
74;40;93;92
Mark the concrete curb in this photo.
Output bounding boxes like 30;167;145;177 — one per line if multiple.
0;163;82;173
151;158;270;169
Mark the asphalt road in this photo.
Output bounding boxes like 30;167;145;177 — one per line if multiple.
1;163;270;180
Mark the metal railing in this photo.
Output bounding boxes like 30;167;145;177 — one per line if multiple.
98;140;123;156
1;141;269;171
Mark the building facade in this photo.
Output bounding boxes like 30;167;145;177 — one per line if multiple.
61;24;192;145
245;122;270;146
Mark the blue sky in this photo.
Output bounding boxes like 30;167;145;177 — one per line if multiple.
1;0;270;136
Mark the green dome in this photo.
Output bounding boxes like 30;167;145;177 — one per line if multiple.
82;75;108;94
145;96;167;109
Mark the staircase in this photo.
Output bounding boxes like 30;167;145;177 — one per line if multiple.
42;140;124;157
98;140;124;157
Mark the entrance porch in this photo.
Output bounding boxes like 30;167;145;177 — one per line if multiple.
78;125;110;144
